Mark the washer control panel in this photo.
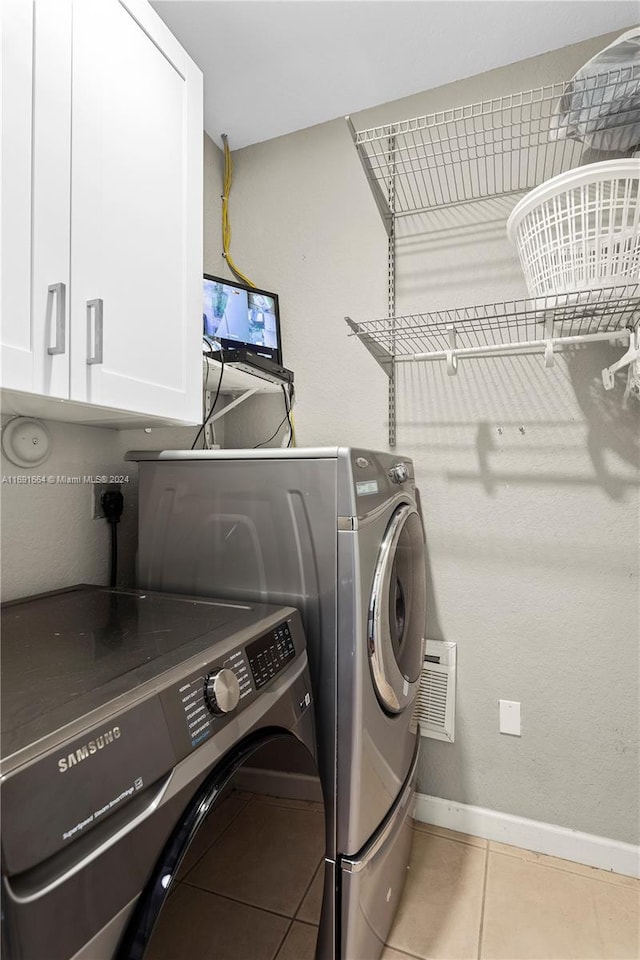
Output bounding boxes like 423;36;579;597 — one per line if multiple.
204;668;241;716
388;462;409;484
160;611;305;760
246;621;295;689
349;449;416;519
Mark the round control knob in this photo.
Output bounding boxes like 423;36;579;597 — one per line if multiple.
204;669;241;716
388;462;409;484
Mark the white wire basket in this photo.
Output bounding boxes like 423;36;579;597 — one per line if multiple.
507;159;640;297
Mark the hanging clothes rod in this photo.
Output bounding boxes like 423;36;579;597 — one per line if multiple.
395;328;632;364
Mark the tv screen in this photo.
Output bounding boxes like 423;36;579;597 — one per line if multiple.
203;274;282;365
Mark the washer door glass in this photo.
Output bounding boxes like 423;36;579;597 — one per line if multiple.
368;504;426;715
118;733;327;960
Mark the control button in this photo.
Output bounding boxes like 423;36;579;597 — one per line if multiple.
204;669;241;716
388;462;409;484
299;692;311;711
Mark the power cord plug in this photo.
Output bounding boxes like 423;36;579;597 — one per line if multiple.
101;490;124;587
101;490;124;524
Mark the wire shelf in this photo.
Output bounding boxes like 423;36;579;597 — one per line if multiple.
346;285;640;368
347;69;640;224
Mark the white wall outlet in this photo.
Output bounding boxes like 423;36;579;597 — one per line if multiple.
499;699;521;736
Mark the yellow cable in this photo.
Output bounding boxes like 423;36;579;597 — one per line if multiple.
221;134;255;287
221;135;296;447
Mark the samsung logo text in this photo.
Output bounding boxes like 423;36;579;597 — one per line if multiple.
58;727;121;772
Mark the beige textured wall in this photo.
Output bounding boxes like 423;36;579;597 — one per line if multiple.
220;32;640;844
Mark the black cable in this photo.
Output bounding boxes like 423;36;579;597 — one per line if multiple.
192;353;224;449
288;382;296;448
101;490;124;588
284;384;293;447
202;340;211;395
254;386;291;448
110;524;118;588
253;412;289;448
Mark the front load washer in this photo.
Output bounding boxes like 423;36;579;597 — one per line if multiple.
128;447;427;959
1;585;325;960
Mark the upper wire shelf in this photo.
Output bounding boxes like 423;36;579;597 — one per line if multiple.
347;68;640;230
345;285;640;373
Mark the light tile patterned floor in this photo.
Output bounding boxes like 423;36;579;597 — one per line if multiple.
384;822;640;960
147;792;325;960
150;793;639;960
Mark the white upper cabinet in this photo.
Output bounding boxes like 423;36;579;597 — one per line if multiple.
0;0;203;425
32;0;72;401
1;0;39;393
69;0;202;421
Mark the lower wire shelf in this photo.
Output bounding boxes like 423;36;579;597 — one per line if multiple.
346;285;640;376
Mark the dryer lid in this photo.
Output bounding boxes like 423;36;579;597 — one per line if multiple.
0;586;275;761
367;504;427;715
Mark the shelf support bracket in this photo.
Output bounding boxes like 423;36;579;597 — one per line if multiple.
345;317;393;376
540;312;557;368
205;388;259;424
544;340;555;367
387;133;397;448
447;326;459;376
602;327;640;390
346;116;393;237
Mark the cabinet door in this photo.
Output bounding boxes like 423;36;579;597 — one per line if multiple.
31;0;72;399
1;0;71;398
1;0;35;391
69;0;202;422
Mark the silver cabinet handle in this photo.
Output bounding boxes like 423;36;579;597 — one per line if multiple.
86;298;103;365
46;282;66;355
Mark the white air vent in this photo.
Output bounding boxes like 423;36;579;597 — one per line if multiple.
414;639;457;743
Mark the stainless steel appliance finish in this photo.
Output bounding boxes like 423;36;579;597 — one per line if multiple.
1;585;321;960
128;446;428;958
341;744;418;960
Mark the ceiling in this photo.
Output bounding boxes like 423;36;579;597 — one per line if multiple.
151;1;637;149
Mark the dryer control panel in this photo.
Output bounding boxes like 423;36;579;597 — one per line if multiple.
159;610;306;760
246;620;296;689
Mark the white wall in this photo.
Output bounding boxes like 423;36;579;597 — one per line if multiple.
219;31;640;845
1;418;119;597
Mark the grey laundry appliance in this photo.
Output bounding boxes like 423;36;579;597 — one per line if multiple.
1;585;325;960
128;447;428;959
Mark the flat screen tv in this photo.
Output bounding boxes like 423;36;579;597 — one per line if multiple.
203;274;282;366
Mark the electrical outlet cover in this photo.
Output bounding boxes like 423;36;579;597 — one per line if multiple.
499;699;521;736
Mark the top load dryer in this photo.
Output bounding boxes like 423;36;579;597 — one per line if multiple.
128;448;428;960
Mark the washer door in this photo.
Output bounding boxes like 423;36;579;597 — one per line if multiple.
368;503;427;715
117;732;327;960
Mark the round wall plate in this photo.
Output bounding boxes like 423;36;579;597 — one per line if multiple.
1;418;52;468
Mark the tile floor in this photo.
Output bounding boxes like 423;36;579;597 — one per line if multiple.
147;790;325;960
384;822;640;960
148;791;640;960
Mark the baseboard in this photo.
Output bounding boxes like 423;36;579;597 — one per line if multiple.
414;793;640;879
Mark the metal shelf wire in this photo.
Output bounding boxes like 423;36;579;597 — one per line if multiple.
346;285;640;373
347;69;640;230
347;68;640;442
